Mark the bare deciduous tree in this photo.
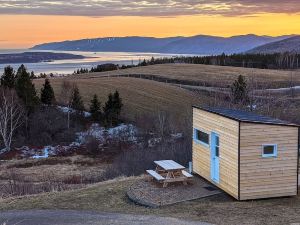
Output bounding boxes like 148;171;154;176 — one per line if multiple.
0;88;25;154
58;80;73;129
156;111;169;139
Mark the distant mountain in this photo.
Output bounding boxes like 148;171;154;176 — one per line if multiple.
0;52;85;64
247;36;300;54
31;34;295;55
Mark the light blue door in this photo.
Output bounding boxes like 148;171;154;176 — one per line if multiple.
210;132;220;183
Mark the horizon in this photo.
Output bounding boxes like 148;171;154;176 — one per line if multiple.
1;32;299;51
1;1;300;48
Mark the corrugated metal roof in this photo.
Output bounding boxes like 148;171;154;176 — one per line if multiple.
194;106;299;127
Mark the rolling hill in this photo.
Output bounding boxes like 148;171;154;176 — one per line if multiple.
247;36;300;54
77;63;300;89
31;34;293;55
34;76;206;125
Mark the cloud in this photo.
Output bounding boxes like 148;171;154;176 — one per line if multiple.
0;0;299;17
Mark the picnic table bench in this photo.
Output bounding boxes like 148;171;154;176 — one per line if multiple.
146;160;193;187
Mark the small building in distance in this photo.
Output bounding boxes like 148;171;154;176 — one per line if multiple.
192;106;299;200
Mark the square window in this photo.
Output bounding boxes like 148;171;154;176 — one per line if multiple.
194;129;209;146
262;144;277;158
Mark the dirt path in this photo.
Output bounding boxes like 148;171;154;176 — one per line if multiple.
0;210;212;225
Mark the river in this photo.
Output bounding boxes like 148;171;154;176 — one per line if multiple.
0;49;188;75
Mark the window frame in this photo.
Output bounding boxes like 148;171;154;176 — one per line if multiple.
262;144;278;158
193;128;210;147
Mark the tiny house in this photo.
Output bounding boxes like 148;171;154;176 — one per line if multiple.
192;106;299;200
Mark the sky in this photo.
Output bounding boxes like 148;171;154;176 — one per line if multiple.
1;0;300;48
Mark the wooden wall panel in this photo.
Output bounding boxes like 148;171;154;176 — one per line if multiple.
240;123;298;200
192;108;239;199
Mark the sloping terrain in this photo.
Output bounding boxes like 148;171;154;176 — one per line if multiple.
1;176;300;225
34;76;205;121
248;36;300;54
76;63;300;89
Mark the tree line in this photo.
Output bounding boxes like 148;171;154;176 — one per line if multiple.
73;53;300;77
74;63;136;74
138;53;300;70
0;65;123;154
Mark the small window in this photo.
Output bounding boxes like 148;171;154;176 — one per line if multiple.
262;144;277;158
215;136;220;157
194;129;209;146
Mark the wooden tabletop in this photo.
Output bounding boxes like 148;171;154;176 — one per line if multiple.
154;160;185;171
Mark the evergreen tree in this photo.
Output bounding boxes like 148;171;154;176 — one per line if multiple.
15;64;39;113
103;91;123;127
89;94;102;122
71;85;85;111
1;66;15;88
30;71;35;79
231;75;249;104
40;78;55;105
103;93;114;127
140;59;147;66
112;90;123;124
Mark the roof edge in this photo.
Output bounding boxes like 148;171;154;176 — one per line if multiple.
192;105;300;128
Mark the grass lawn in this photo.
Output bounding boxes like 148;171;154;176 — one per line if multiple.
1;176;300;225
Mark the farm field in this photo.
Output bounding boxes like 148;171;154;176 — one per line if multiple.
76;64;300;88
34;76;208;123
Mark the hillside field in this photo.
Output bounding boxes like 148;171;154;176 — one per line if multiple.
77;64;300;88
34;76;208;125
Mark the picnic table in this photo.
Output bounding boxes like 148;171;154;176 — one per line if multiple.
146;160;193;187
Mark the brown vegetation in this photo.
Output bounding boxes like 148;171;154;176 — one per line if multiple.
34;76;207;122
1;176;300;225
74;63;300;88
0;156;108;198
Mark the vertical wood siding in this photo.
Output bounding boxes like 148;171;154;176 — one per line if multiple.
192;108;239;199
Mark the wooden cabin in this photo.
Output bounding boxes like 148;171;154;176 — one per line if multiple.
192;106;299;200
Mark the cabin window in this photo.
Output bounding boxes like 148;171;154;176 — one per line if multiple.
262;144;277;158
194;129;209;146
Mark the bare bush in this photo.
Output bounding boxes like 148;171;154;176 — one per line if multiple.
1;169;69;198
102;138;191;180
85;136;100;156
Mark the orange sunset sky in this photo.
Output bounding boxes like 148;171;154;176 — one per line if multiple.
1;0;300;48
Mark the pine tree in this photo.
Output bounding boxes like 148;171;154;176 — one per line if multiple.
103;91;123;127
112;90;123;124
41;78;55;105
231;75;249;104
15;64;39;113
89;94;102;122
71;85;85;111
1;66;15;88
103;93;114;127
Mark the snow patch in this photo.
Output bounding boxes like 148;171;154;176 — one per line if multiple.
57;106;91;118
76;123;137;144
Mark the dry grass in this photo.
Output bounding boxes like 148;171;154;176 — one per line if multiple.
0;156;108;198
75;64;300;88
1;176;300;225
34;76;208;121
0;156;107;182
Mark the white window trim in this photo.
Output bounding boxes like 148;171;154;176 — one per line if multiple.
193;128;209;147
262;144;278;158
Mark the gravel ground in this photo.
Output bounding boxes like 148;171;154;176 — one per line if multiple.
0;210;213;225
127;176;221;207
